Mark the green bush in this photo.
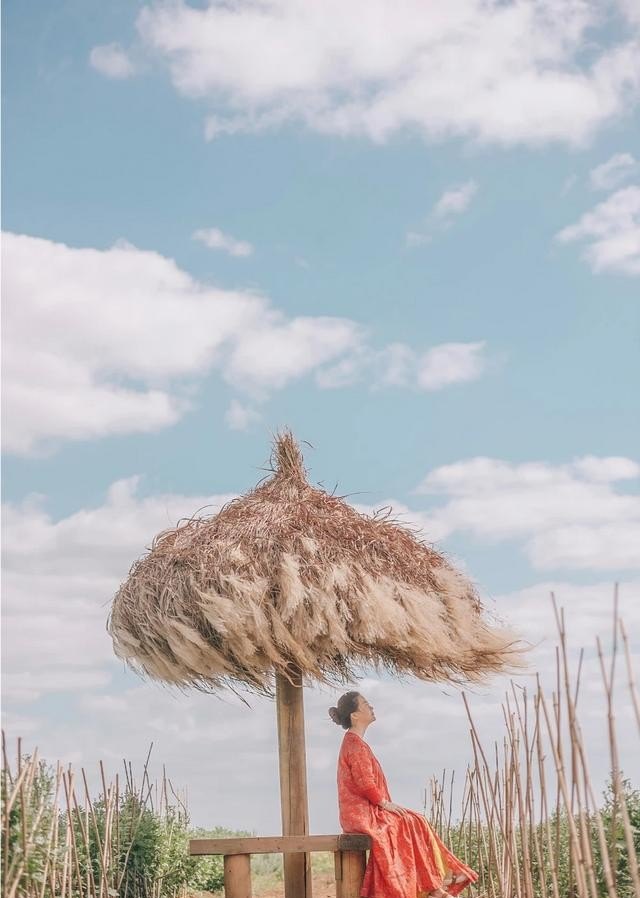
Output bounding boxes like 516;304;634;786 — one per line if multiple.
594;775;640;898
1;753;229;897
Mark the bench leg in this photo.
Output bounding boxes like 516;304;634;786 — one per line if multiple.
223;853;251;898
334;849;367;898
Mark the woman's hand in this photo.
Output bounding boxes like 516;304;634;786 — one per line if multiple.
378;800;409;817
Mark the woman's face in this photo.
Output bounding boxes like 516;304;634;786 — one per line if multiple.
352;694;376;727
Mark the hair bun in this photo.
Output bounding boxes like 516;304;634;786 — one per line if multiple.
328;706;342;725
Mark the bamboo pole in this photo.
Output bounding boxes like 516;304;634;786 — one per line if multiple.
619;619;640;736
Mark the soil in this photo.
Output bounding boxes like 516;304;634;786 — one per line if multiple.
256;872;336;897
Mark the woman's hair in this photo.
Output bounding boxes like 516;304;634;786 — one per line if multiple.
328;691;361;729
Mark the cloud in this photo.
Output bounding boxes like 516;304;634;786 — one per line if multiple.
617;0;640;26
227;317;363;396
192;227;253;257
1;478;234;705
224;399;261;431
415;455;640;570
317;341;489;392
556;186;640;275
433;181;477;218
135;1;640;148
1;233;263;453
406;180;478;246
5;233;485;452
529;523;640;570
589;152;637;191
89;43;137;79
417;342;485;390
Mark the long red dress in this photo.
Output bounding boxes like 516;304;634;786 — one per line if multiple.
337;731;478;898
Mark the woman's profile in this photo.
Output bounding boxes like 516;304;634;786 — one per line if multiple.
329;691;478;898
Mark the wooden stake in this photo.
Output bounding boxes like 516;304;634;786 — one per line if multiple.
223;854;252;898
276;663;312;898
335;849;367;898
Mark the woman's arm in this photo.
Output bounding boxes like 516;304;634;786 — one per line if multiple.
346;744;386;806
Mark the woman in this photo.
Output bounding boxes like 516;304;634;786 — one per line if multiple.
329;691;478;898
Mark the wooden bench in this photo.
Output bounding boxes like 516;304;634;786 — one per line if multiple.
189;834;372;898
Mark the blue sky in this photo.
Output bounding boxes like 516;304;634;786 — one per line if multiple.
2;0;639;833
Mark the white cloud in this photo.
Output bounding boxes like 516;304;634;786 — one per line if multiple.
192;227;253;257
589;152;637;191
617;0;640;26
314;350;369;389
417;342;486;390
494;580;640;650
406;180;478;246
556;185;640;275
1;233;265;453
1;479;234;705
228;317;364;396
5;233;485;454
135;1;640;147
374;343;416;388
317;341;489;392
433;181;478;218
415;456;640;570
572;455;640;481
89;43;136;79
224;399;261;431
529;523;640;570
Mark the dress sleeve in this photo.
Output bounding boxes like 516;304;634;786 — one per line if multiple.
346;742;386;806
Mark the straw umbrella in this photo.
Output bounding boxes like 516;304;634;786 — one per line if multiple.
108;431;524;897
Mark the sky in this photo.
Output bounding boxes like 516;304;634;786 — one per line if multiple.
2;0;640;836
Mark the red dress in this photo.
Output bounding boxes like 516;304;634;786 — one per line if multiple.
337;731;478;898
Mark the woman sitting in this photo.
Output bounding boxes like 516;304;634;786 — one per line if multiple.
329;691;478;898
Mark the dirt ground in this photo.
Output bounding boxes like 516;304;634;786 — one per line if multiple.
256;871;336;897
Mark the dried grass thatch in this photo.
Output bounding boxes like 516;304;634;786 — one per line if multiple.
108;432;525;695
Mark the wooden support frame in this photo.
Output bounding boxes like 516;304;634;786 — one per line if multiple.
334;849;368;898
223;854;251;898
276;664;311;898
190;834;371;898
190;834;371;855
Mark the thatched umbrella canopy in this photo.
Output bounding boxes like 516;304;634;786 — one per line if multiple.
108;432;524;898
109;432;522;694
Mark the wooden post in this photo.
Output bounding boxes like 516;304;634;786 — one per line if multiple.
223;854;251;898
276;663;312;898
334;849;367;898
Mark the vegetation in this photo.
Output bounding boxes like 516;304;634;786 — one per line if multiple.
427;598;639;898
0;739;226;898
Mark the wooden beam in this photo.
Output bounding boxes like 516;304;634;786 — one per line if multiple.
335;850;368;898
189;834;372;856
223;854;251;898
276;664;312;898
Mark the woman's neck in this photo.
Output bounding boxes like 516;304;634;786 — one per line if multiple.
348;723;368;738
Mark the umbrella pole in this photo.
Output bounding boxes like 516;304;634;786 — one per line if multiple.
276;663;313;898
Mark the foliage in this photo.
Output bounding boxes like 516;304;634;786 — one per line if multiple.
1;756;58;893
436;775;640;898
594;775;640;898
1;752;230;897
